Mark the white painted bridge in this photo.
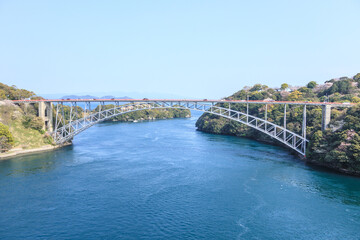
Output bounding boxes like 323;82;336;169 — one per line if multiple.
13;99;354;156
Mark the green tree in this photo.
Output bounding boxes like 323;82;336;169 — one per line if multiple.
288;90;303;101
307;81;317;89
0;122;14;152
281;83;289;90
353;73;360;81
298;87;316;99
0;82;35;100
29;117;44;131
0;89;6;100
22;115;44;131
250;84;262;92
327;80;352;95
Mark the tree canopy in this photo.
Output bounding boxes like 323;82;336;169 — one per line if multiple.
307;81;317;89
280;83;289;90
0;83;35;100
0;122;14;152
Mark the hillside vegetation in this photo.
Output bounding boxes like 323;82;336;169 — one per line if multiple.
196;73;360;175
0;101;53;152
0;83;35;100
0;83;52;152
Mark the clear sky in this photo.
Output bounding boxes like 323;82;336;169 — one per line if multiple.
0;0;359;99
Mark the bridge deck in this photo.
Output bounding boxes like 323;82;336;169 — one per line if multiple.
12;99;354;107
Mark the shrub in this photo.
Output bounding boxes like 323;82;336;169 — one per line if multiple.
43;134;54;145
0;122;14;152
351;96;360;103
0;104;16;125
22;115;32;128
30;117;44;131
22;115;44;131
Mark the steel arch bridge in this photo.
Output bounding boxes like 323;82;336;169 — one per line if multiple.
53;100;310;155
13;98;354;156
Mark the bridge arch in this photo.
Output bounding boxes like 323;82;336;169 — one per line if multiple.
53;101;308;155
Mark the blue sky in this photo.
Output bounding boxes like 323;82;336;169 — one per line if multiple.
0;0;359;98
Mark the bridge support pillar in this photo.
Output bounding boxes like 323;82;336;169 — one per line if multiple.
38;102;53;132
321;105;331;131
24;102;30;110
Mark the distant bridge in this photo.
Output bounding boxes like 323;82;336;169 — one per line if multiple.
13;99;354;156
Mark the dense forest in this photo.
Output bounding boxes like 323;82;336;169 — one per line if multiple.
196;73;360;175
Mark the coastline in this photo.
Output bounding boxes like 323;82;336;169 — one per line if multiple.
0;142;72;160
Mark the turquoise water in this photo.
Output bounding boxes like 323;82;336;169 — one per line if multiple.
0;113;360;239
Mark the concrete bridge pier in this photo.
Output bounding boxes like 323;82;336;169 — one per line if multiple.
38;102;53;132
24;102;30;111
321;105;331;131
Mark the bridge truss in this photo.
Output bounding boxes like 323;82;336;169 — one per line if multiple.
52;100;309;156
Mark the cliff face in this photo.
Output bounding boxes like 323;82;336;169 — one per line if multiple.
195;73;360;176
